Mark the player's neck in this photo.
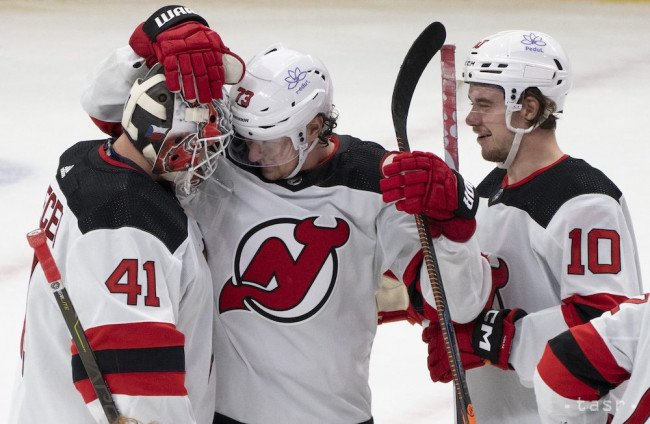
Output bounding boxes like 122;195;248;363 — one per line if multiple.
506;131;563;185
302;138;336;171
112;134;155;179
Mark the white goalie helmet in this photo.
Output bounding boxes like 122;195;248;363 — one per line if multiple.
122;64;233;195
463;30;571;112
228;43;334;178
462;30;571;169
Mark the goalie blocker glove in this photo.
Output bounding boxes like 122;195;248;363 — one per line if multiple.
129;5;244;103
380;151;478;242
424;308;527;383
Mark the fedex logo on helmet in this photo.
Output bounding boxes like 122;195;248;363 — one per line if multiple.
521;33;546;53
154;6;196;28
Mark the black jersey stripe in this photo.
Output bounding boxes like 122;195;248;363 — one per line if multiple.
548;331;617;397
71;345;185;382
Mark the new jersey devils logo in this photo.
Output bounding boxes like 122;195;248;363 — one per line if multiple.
483;253;510;309
219;217;350;323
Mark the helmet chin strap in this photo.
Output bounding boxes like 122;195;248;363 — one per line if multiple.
285;125;321;179
497;107;539;170
286;136;319;179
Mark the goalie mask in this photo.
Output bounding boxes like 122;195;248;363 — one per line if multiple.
461;30;571;169
121;64;233;194
227;43;334;179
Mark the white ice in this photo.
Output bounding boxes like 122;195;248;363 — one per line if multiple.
1;1;650;422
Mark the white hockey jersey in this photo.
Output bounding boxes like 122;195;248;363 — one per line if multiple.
185;135;490;423
79;46;494;423
10;140;215;424
534;294;650;424
467;157;643;424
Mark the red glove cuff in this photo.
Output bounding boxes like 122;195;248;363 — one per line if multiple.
130;22;157;67
427;217;476;242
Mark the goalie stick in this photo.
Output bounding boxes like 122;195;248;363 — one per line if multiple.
26;229;121;424
391;22;476;424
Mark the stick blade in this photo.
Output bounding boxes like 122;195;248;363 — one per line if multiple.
391;21;447;144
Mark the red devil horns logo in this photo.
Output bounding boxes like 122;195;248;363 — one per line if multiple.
219;217;350;322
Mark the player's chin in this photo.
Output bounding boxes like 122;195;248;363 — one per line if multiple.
260;168;284;181
480;147;505;163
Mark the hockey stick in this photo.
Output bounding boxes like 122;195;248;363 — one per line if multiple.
392;22;476;424
26;229;121;424
441;44;459;172
440;43;465;424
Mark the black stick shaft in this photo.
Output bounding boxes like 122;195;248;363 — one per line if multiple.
391;23;475;424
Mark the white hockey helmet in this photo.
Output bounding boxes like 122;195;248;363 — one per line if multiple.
463;30;571;169
228;43;334;178
122;64;233;194
463;30;571;112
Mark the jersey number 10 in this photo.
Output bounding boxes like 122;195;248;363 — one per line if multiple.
568;228;621;275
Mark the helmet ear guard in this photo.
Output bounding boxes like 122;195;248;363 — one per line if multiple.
121;64;233;194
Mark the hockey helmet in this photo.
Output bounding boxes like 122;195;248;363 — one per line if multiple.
462;30;571;169
463;30;571;113
121;64;233;194
227;43;334;178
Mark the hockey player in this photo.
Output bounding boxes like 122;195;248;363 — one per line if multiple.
9;64;234;423
381;30;644;423
534;294;650;423
79;6;496;423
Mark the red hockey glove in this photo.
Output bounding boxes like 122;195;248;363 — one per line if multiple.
380;151;478;242
423;308;527;383
423;318;483;383
129;5;245;104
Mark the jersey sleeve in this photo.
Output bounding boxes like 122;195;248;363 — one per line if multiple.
510;193;643;385
534;295;648;423
419;234;493;323
376;204;492;324
65;227;198;423
81;46;148;128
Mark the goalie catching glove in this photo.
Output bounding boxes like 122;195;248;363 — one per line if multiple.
380;151;478;242
424;308;527;383
129;5;245;104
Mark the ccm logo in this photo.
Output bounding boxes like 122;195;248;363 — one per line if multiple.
478;310;499;352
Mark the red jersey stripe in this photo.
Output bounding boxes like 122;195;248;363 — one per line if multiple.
561;293;630;328
537;344;601;401
75;371;187;403
624;388;650;424
70;322;184;354
90;117;123;137
403;250;423;287
571;323;630;386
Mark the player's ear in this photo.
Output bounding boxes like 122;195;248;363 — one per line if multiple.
520;95;541;124
306;115;324;142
